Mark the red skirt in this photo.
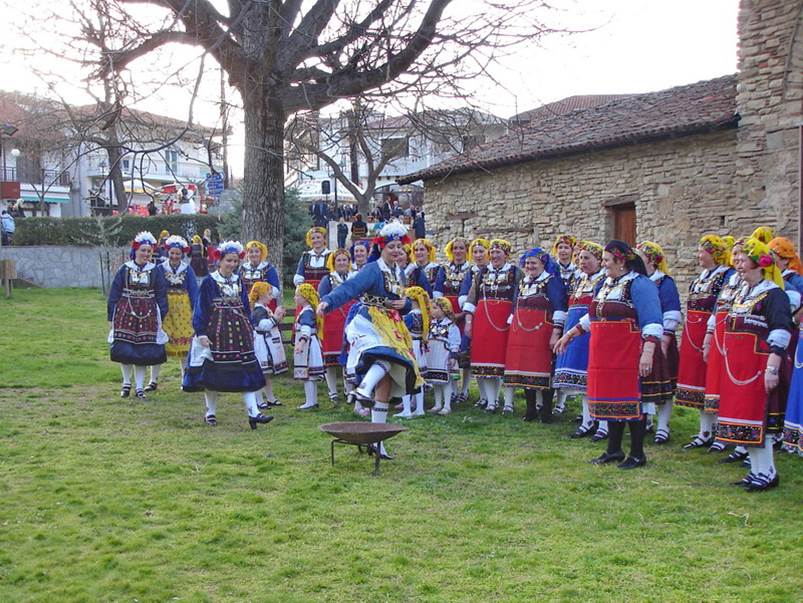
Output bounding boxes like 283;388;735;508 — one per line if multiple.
322;300;354;366
588;320;643;421
703;310;727;413
503;307;552;389
676;310;709;409
470;299;511;377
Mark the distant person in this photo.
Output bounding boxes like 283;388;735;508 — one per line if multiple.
378;198;391;221
311;199;328;227
147;199;158;216
10;202;25;218
413;209;426;239
351;213;368;240
336;216;349;249
1;209;16;246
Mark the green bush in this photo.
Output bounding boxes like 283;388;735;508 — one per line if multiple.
13;215;221;247
282;188;309;287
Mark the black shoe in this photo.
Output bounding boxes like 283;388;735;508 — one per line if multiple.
591;451;625;465
120;384;131;398
475;398;488;409
720;449;749;464
571;424;594;439
617;455;647;469
205;414;217;426
682;434;714;449
135;388;146;400
746;472;779;492
574;414;583;423
248;414;274;430
144;381;158;392
257;401;270;410
271;399;282;407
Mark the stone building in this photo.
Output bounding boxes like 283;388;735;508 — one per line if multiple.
399;0;802;291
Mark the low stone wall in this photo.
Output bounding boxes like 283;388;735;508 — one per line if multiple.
0;245;129;288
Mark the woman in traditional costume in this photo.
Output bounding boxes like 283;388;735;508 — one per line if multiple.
554;241;607;438
240;240;281;311
461;237;492;406
108;231;169;400
463;239;522;413
634;241;681;444
189;234;209;283
405;238;439;295
351;239;370;272
183;241;272;429
677;234;734;450
502;247;567;421
294;227;331;288
294;284;326;410
156;235;199;387
426;297;462;415
555;240;664;469
552;234;579;291
250;282;287;408
317;222;422;459
318;248;356;403
716;237;792;490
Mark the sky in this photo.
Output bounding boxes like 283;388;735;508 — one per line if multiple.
0;0;740;177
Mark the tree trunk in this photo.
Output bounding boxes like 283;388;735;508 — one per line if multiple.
106;144;128;214
241;90;286;275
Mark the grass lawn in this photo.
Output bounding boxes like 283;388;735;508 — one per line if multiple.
1;288;801;602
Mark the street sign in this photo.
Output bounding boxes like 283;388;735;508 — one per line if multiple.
206;172;224;196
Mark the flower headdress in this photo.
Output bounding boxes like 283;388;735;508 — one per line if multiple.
444;237;469;262
209;240;245;262
575;240;603;262
604;240;637;263
404;285;431;343
245;240;268;262
636;240;670;275
489;239;512;255
433;296;455;321
769;237;803;275
743;237;784;288
551;234;577;256
295;283;324;340
164;235;190;255
131;231;157;250
372;221;411;250
698;234;730;266
412;238;436;263
305;227;327;248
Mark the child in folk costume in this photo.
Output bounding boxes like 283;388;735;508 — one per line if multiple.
108;231;169;400
395;286;430;419
318;249;356;404
677;234;734;451
154;235;199;388
426;297;462;415
553;241;606;438
717;237;793;491
183;241;272;429
294;284;326;410
433;237;472;403
634;241;682;444
249;281;288;409
240;240;281;311
502;247;567;420
406;238;439;295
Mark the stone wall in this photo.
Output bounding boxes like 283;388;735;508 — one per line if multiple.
422;129;743;294
735;0;803;240
0;245;129;288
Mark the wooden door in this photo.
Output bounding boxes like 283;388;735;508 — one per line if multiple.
613;203;636;245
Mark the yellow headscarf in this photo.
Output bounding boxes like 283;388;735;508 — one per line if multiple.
403;243;413;263
412;238;437;263
191;234;202;245
404;286;431;343
698;234;730;266
295;284;324;340
743;237;784;288
245;240;268;262
551;234;577;256
326;248;352;273
769;236;803;275
248;281;274;306
305;227;327;248
433;296;455;321
444;237;470;262
750;226;775;245
159;229;170;240
636;240;670;275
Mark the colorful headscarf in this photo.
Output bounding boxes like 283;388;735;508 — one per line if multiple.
372;221;411;250
444;237;470;262
489;239;512;255
350;239;371;263
305;227;327;248
404;286;431;343
248;280;276;306
433;296;455;321
575;240;604;262
295;283;324;340
698;234;730;266
750;226;775;245
245;240;268;262
551;234;577;256
326;248;352;273
519;247;558;276
769;237;803;275
636;240;670;275
412;238;436;263
742;237;784;288
605;240;638;264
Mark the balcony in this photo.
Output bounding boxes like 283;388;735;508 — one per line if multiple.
2;166;70;186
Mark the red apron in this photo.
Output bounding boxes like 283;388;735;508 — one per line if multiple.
703;310;727;413
321;300;354;367
470;299;511;377
587;320;643;421
675;309;709;409
503;305;553;389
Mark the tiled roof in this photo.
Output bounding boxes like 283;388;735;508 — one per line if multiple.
398;75;738;184
510;94;634;123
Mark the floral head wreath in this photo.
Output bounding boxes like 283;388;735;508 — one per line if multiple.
551;234;577;256
412;238;436;263
636;240;670;275
444;237;470;262
163;235;190;255
403;285;431;343
604;240;637;263
210;240;245;262
305;227;327;248
433;296;455;321
326;248;352;273
575;240;603;262
769;237;803;275
372;221;411;250
245;240;268;262
743;237;784;288
698;234;730;266
295;283;324;340
131;231;157;251
489;239;512;255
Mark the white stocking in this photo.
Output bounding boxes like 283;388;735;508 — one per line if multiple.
150;364;161;383
461;368;472;395
263;377;276;403
442;381;453;411
597;420;609;435
657;401;673;433
372;401;390;455
581;395;592;428
325;367;339;397
358;361;390;396
699;412;716;438
400;394;413;414
555;390;568;412
414;391;424;413
433;385;443;410
490;378;502;406
120;364;132;385
503;386;515;409
243;391;259;417
205;390;218;417
303;380;318;407
134;366;147;390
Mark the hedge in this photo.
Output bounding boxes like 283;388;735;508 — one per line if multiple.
13;215;221;247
